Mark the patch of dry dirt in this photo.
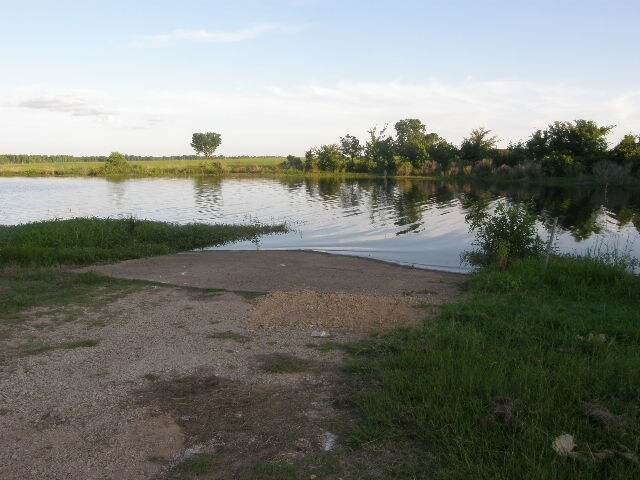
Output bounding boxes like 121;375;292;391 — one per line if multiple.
1;252;465;479
251;290;434;332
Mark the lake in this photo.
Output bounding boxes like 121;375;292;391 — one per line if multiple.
1;176;639;273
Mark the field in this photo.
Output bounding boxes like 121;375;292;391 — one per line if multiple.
0;157;286;177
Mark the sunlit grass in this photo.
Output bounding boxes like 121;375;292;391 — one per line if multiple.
0;217;287;266
346;256;640;479
0;157;286;177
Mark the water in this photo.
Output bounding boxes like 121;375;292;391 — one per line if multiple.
1;176;639;273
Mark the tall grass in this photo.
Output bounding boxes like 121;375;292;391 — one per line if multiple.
346;256;640;479
0;218;287;266
0;157;286;177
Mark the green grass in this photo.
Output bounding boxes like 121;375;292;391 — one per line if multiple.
18;339;99;358
0;157;286;177
345;256;640;479
233;290;268;300
64;339;99;349
259;353;310;373
305;341;350;352
0;217;286;266
0;269;141;323
254;454;343;480
165;454;218;479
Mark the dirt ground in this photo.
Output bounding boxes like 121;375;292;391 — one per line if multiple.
0;251;465;479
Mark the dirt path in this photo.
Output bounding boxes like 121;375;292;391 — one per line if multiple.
0;252;466;479
87;250;466;296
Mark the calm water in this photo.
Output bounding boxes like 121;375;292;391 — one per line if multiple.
2;176;639;273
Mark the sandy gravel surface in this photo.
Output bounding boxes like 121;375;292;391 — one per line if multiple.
1;252;466;479
87;250;466;296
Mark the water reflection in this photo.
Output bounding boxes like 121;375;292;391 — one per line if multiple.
2;176;638;272
194;178;223;220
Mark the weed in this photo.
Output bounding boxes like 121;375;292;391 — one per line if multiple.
306;341;348;352
63;339;99;349
259;353;309;373
19;344;56;357
166;454;217;478
463;201;544;267
233;290;268;300
0;268;146;325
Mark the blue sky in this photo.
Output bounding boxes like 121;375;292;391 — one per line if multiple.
1;0;638;155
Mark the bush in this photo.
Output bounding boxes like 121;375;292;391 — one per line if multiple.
539;152;575;176
463;201;544;267
395;161;413;176
103;151;129;174
281;154;304;170
415;159;439;175
591;160;633;184
472;157;494;174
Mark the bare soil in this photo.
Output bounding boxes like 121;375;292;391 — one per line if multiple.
0;251;465;479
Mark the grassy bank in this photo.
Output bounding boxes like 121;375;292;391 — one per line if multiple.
346;256;640;479
2;159;636;188
0;157;286;177
0;217;287;266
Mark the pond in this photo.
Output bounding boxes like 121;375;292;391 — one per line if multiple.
1;176;639;273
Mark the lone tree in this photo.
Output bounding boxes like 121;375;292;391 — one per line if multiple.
105;151;127;168
191;132;222;158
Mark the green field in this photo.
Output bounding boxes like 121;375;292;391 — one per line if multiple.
0;157;286;177
0;217;287;266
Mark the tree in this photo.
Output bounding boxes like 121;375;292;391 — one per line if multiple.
365;126;396;174
460;127;498;164
281;154;303;170
394;118;429;168
339;134;363;160
425;133;459;168
191;132;222;158
304;149;318;171
611;134;640;171
315;144;345;172
525;120;613;171
105;151;127;168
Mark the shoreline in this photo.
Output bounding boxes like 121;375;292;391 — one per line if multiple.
1;163;637;187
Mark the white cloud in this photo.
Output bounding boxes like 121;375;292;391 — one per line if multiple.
12;93;114;118
2;80;638;155
136;23;284;47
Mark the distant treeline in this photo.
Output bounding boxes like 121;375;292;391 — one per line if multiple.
283;119;640;183
0;154;282;164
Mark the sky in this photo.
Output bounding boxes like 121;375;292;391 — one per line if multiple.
0;0;638;156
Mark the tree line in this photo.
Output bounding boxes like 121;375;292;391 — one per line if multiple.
282;119;640;182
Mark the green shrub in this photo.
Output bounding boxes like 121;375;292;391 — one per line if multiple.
463;201;544;267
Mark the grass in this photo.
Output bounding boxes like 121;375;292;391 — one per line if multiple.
254;454;343;480
233;290;268;300
18;339;99;358
305;341;350;352
259;353;310;373
0;157;286;177
0;217;287;267
64;339;99;349
0;269;142;324
345;255;640;479
165;454;218;479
